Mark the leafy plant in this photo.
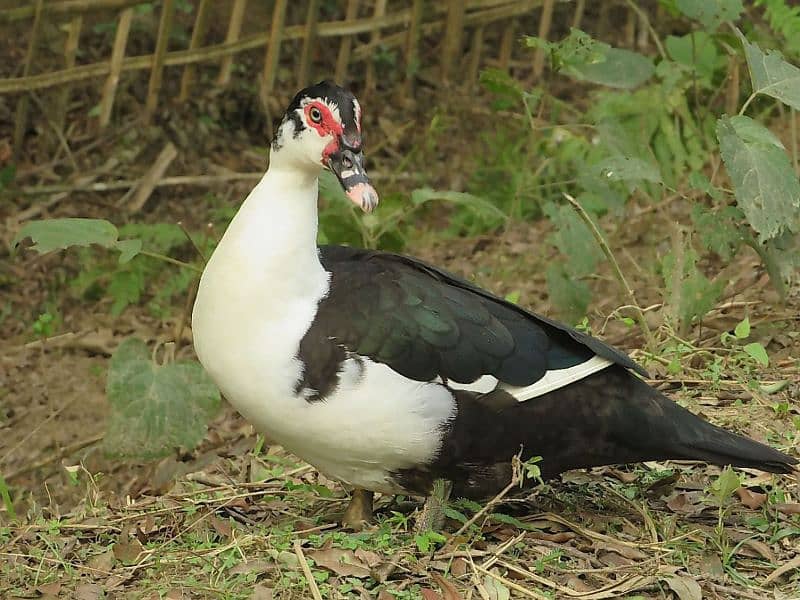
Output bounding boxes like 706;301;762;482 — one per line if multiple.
104;338;220;460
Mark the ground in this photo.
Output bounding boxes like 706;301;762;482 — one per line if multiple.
2;16;800;600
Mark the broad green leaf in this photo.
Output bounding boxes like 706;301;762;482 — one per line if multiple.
676;0;743;30
738;31;800;110
527;29;653;89
743;342;769;366
710;466;742;503
734;317;750;339
546;264;590;324
410;188;508;220
662;240;725;332
12;217;144;262
593;156;662;184
716;115;800;242
104;338;220;460
568;48;654;89
13;218;119;253
544;202;600;277
665;32;724;83
116;239;142;264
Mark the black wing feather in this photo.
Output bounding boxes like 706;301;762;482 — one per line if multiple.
306;245;647;390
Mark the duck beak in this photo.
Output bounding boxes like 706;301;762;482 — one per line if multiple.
327;147;379;213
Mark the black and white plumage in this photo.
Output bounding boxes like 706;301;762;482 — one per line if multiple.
192;82;796;514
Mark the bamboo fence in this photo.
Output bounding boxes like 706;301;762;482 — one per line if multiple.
0;0;608;158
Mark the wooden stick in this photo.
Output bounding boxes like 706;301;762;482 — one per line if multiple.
0;0;141;23
12;172;262;196
145;0;176;121
404;0;423;92
334;0;360;84
98;7;133;128
261;0;288;101
54;15;82;134
217;0;247;87
0;2;541;94
128;142;178;212
467;25;485;90
563;193;656;351
298;0;321;88
179;0;211;100
365;0;387;93
571;0;585;28
498;19;516;71
441;0;465;83
293;541;324;600
12;0;44;162
532;0;554;79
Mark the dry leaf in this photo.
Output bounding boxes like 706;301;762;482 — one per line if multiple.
483;573;510;600
594;540;647;561
775;502;800;515
421;589;443;600
451;557;468;578
250;584;274;600
354;548;382;568
75;583;105;600
113;535;144;564
665;491;706;515
764;555;800;584
736;487;767;510
663;575;702;600
87;549;115;573
36;582;62;598
431;573;464;600
229;559;273;576
308;547;371;578
739;539;775;562
209;514;233;539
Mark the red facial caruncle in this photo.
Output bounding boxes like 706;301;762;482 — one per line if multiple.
304;101;343;162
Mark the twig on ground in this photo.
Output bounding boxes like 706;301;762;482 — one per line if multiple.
294;540;324;600
564;193;657;352
127;141;177;212
5;433;104;481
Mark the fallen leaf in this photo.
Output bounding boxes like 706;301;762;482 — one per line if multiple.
739;539;775;562
307;547;371;578
354;548;382;568
606;468;639;483
594;541;647;561
75;583;104;600
736;487;767;510
421;589;443;600
209;514;233;539
528;531;576;543
663;575;702;600
250;584;274;600
665;491;706;515
451;557;468;577
775;502;800;516
483;572;510;600
431;573;464;600
764;554;800;584
113;535;144;564
87;548;115;573
36;582;62;598
229;559;273;576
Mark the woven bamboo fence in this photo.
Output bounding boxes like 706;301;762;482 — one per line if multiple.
0;0;647;161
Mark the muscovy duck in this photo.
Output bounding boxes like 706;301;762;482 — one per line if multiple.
191;81;797;528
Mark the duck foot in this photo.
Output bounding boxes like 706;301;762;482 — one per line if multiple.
415;479;452;533
341;488;374;530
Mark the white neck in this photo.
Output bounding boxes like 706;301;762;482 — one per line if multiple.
191;154;330;397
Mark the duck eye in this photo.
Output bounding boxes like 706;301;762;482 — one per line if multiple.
309;107;322;123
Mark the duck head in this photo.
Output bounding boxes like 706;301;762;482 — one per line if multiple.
270;80;379;213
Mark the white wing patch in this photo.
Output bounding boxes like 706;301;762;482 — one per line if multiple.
447;355;614;401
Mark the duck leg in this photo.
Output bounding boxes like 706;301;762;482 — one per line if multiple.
341;488;374;530
415;479;452;533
